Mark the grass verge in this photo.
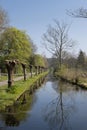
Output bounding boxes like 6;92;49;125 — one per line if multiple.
0;71;48;110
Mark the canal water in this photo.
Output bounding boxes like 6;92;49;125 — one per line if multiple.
0;76;87;130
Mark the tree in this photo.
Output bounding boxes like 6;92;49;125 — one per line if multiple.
29;54;47;75
61;51;77;69
77;50;85;69
42;20;74;69
0;27;32;63
67;8;87;18
0;6;9;32
29;54;45;67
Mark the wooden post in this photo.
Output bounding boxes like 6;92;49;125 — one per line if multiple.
21;63;26;81
6;60;16;88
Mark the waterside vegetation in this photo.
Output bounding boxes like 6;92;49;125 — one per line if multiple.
0;71;48;110
54;67;87;89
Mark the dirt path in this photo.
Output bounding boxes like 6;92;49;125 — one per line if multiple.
0;76;24;86
0;73;35;87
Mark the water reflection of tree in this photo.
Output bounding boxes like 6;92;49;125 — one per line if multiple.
0;76;46;127
0;88;37;127
43;80;76;130
1;92;34;127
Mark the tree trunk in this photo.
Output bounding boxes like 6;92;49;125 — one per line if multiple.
6;60;16;88
21;63;26;81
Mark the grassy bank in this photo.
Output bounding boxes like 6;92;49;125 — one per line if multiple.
55;68;87;89
0;71;48;110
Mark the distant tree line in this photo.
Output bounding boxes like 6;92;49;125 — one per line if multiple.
47;49;87;74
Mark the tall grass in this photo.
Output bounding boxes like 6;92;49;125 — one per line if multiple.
55;66;87;85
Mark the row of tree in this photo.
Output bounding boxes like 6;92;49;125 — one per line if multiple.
0;7;48;73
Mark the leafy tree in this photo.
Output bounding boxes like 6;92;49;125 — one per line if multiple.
42;20;75;69
29;54;46;67
0;27;32;63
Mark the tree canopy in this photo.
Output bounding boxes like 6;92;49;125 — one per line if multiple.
0;27;32;63
29;54;46;67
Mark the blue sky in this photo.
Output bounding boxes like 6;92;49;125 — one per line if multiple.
0;0;87;57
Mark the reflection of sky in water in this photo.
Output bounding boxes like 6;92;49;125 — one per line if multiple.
0;79;87;130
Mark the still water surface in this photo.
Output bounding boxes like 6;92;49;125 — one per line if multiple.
0;76;87;130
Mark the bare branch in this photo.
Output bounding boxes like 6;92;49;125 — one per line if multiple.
66;8;87;18
42;20;75;68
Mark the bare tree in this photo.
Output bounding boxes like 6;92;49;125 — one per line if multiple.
42;20;74;69
43;81;76;130
0;6;9;32
67;8;87;18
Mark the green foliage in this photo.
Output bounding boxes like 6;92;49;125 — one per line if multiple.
14;64;22;74
34;54;45;66
0;27;32;63
29;54;46;67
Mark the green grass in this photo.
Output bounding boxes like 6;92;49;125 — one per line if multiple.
0;71;48;110
0;74;23;82
0;75;7;81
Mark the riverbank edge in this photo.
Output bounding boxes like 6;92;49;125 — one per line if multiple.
14;71;49;100
54;74;87;90
0;71;48;110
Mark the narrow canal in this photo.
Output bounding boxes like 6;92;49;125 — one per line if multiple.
0;75;87;130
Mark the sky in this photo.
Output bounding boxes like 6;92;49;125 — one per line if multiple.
0;0;87;57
